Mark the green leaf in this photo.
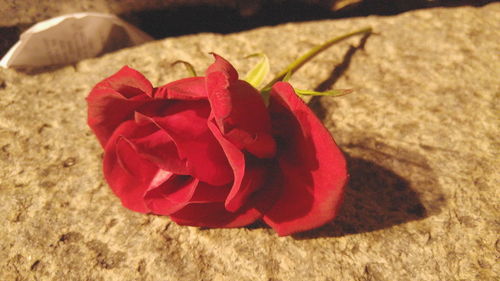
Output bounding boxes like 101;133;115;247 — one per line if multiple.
172;60;197;77
243;53;270;88
282;70;292;82
295;88;354;97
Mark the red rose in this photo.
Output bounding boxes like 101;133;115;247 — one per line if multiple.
87;54;347;236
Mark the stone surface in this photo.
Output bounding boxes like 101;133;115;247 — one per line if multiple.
1;3;499;281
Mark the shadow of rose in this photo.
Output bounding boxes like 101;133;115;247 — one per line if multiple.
293;132;445;239
247;144;445;239
292;150;443;239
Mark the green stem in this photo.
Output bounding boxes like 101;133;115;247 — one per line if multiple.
262;27;372;90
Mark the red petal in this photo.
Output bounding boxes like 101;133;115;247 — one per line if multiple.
226;163;267;212
103;120;159;213
87;66;152;147
205;53;238;82
168;167;282;228
190;182;230;203
144;175;199;215
206;71;232;120
93;66;153;98
154;77;207;100
169;202;262;228
263;82;348;236
207;120;245;211
206;72;276;159
132;128;189;175
153;100;233;186
209;119;279;213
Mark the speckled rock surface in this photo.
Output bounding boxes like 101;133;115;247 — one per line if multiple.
1;3;499;281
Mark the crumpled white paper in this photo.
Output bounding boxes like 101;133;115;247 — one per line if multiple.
0;12;152;69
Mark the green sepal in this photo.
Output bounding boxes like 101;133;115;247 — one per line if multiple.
282;71;292;82
295;88;353;97
243;53;270;88
172;60;197;77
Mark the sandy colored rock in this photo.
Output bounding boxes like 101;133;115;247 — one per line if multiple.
1;3;499;281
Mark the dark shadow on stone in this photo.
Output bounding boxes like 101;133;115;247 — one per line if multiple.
11;64;70;75
126;3;335;39
316;32;370;92
292;136;446;239
126;1;495;39
308;31;371;121
357;0;494;16
293;153;429;239
0;26;23;61
246;220;269;230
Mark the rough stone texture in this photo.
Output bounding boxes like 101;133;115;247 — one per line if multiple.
1;3;499;281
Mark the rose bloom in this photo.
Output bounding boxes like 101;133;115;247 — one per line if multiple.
87;54;347;236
